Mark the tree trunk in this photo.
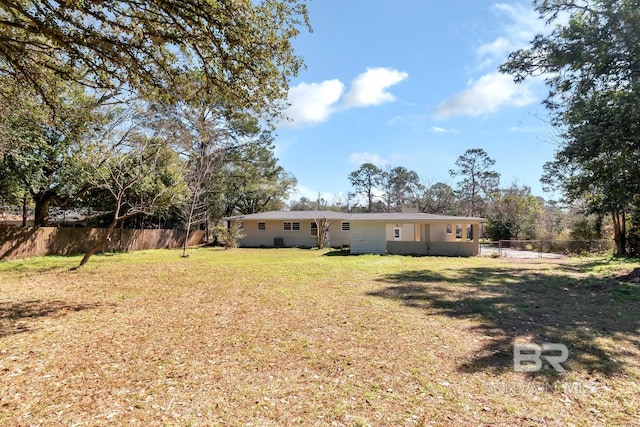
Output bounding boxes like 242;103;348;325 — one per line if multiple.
21;196;27;227
33;193;54;226
181;202;195;257
78;217;119;267
315;217;331;249
612;211;627;256
182;224;192;257
78;194;124;267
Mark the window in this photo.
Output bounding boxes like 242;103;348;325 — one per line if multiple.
445;224;452;234
393;227;402;241
341;222;350;231
284;221;300;231
237;221;244;230
311;221;318;236
257;222;266;231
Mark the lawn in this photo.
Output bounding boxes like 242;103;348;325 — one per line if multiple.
1;248;639;426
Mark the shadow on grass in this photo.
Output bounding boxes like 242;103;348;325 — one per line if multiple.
0;299;100;338
323;249;353;257
368;260;640;381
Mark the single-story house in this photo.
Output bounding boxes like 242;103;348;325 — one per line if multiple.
222;210;486;256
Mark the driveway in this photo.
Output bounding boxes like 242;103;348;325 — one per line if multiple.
479;244;567;259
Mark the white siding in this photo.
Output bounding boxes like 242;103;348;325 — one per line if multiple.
236;219;350;248
350;222;387;254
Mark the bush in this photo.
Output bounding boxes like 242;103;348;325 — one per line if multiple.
212;224;245;248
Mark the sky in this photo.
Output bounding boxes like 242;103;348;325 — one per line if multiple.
274;0;560;205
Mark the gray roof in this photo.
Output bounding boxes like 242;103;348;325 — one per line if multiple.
223;210;486;222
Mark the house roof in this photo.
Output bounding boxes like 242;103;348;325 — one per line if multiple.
223;210;486;222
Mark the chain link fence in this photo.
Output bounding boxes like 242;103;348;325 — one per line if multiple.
480;239;615;258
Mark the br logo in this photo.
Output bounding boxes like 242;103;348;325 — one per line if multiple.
513;343;569;372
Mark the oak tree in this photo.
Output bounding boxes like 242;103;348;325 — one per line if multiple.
0;0;309;120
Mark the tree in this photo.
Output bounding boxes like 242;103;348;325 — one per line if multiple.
449;149;500;217
538;200;569;240
501;0;640;255
78;137;186;267
348;163;384;213
382;166;422;212
418;181;458;215
569;215;603;241
313;217;331;249
539;90;640;255
144;102;266;256
0;0;309;120
289;196;342;211
288;197;314;211
210;137;296;218
0;78;111;226
485;185;543;240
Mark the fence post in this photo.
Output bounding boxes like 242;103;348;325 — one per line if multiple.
539;241;542;259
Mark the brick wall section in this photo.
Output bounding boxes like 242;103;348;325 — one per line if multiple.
0;227;206;261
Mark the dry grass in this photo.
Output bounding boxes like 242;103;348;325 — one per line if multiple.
1;248;639;426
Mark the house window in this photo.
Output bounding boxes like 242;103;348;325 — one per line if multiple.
393;227;402;241
310;221;318;236
341;222;350;231
445;224;452;234
257;222;266;231
284;221;300;231
237;221;244;230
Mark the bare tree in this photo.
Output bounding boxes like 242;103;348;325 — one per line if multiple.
78;137;185;267
314;217;332;249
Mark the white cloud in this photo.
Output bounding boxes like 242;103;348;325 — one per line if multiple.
476;36;511;66
388;113;428;127
343;67;408;108
493;3;548;44
435;2;552;119
281;79;344;128
280;67;408;128
472;4;543;75
348;152;389;167
435;72;536;119
430;126;460;134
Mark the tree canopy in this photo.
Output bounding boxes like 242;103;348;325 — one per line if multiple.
382;166;421;213
0;77;109;225
348;163;384;213
501;0;640;255
0;0;309;119
449;148;500;217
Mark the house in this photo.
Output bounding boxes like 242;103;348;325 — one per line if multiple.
222;210;486;256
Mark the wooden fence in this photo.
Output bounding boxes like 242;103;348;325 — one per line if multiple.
0;227;206;261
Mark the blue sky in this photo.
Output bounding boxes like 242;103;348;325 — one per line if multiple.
274;0;559;205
